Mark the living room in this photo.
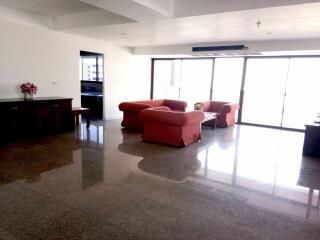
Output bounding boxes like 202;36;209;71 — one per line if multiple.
0;0;320;239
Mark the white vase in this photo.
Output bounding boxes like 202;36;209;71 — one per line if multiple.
24;92;35;100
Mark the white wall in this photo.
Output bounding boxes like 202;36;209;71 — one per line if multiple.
105;46;151;119
0;19;151;120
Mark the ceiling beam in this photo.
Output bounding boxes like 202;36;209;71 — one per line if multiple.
0;5;52;29
53;10;133;30
133;0;173;16
80;0;173;22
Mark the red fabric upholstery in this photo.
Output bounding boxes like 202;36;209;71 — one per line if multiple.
195;101;240;128
162;99;187;112
140;109;204;147
147;106;171;111
119;99;187;130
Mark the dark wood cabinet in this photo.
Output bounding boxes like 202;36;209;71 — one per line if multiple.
0;97;74;143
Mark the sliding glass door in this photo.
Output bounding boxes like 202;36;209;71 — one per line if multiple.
153;56;320;130
153;59;213;109
241;58;289;127
153;60;180;100
153;58;243;111
282;58;320;129
212;58;244;103
241;57;320;129
180;59;213;110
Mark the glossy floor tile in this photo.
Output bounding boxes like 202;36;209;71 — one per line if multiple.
0;119;319;239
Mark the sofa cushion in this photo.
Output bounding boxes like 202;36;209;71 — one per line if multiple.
148;106;171;111
140;109;204;126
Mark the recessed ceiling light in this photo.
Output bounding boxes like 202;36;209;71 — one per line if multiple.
120;33;126;36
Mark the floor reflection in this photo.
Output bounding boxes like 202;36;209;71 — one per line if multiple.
80;148;104;189
77;123;105;144
194;126;320;220
0;139;75;186
0;123;107;191
1;120;320;238
118;141;201;182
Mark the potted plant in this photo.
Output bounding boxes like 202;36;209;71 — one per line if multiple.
20;82;37;100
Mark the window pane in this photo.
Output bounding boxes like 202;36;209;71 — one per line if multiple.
242;58;289;126
282;58;320;129
81;56;103;82
82;57;97;81
97;57;104;81
180;59;213;110
212;58;244;103
153;60;180;100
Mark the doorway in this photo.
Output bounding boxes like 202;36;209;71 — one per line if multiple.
80;51;104;120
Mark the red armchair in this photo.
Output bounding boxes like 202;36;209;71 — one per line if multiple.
139;108;204;147
119;99;187;130
195;101;240;128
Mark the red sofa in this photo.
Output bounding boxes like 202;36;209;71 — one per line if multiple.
139;108;204;147
195;101;240;128
119;99;187;130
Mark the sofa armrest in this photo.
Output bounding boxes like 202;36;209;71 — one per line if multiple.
221;103;240;114
140;109;204;126
164;99;187;112
119;102;152;112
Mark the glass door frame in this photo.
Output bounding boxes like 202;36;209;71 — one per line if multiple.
150;58;216;101
238;55;320;132
238;57;291;128
151;55;320;132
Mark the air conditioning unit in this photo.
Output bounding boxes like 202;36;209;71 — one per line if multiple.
192;44;248;52
190;44;263;57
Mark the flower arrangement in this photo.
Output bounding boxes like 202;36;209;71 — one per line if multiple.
20;82;37;100
20;82;37;94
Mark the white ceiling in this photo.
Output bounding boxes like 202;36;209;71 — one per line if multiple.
0;0;100;17
0;0;320;47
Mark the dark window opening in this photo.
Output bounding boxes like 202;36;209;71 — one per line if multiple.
80;51;104;82
80;51;104;120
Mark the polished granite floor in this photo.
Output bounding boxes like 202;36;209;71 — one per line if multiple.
0;119;320;239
